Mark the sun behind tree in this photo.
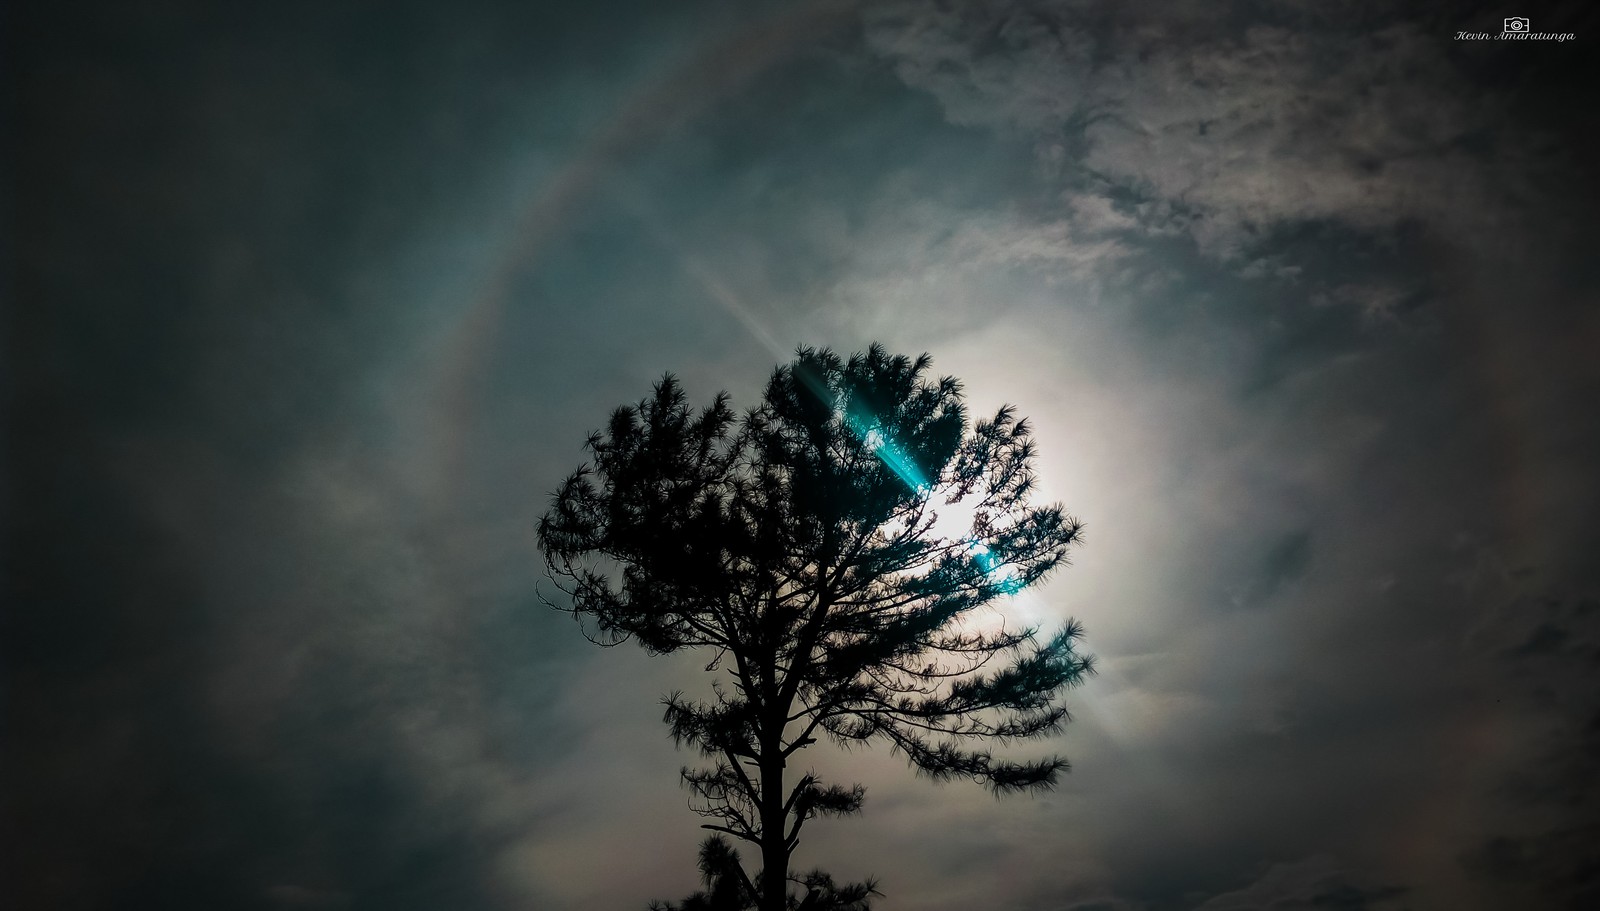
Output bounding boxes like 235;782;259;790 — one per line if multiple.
538;345;1094;911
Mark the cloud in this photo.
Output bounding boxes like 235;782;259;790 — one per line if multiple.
1191;855;1408;911
863;1;1561;263
1455;589;1600;909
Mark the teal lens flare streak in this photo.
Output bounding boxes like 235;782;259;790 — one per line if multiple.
848;412;1020;593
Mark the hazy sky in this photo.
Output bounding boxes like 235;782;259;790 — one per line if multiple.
8;2;1599;910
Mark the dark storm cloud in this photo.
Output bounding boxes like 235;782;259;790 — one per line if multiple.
1456;590;1600;907
7;1;1598;910
6;2;695;907
862;0;1583;251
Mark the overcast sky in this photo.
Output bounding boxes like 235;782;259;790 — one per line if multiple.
7;2;1599;910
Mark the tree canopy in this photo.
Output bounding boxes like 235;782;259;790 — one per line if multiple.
538;345;1094;911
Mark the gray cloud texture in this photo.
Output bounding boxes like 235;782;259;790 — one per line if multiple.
7;1;1597;910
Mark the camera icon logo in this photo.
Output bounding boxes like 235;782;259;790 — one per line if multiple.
1504;17;1530;32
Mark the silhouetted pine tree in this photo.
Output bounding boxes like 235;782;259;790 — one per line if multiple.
539;345;1094;911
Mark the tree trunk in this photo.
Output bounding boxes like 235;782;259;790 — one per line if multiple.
758;753;787;911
